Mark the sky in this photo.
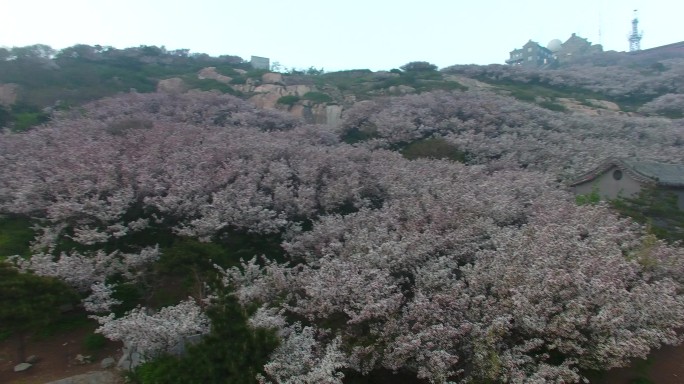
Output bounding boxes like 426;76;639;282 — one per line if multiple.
2;0;682;72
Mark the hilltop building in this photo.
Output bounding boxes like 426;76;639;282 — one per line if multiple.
556;33;603;61
506;40;555;67
506;33;603;68
571;158;684;210
250;56;270;70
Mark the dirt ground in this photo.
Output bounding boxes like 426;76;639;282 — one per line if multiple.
0;324;122;384
2;323;684;384
594;343;684;384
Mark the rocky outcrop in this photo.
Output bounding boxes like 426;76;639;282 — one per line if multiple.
116;342;144;371
249;84;313;109
286;102;342;126
198;67;233;84
156;72;343;126
325;104;343;127
0;83;19;106
156;78;187;94
262;72;284;85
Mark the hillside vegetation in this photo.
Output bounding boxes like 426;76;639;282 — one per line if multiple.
1;44;684;384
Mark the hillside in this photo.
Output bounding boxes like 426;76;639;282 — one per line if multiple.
1;44;684;384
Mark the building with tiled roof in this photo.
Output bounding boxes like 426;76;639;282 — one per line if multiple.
571;158;684;209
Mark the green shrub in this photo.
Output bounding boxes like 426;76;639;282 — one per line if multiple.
84;332;107;351
302;92;332;103
0;262;79;360
0;216;34;258
131;293;278;384
158;237;233;275
276;95;300;106
509;89;536;102
13;111;49;132
538;100;567;112
400;61;438;72
611;188;684;243
183;77;237;95
342;126;379;144
110;282;143;316
400;138;466;162
229;76;246;85
575;187;601;205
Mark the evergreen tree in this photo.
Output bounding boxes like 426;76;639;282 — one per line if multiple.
0;262;78;361
134;292;278;384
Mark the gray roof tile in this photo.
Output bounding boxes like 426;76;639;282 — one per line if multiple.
622;160;684;187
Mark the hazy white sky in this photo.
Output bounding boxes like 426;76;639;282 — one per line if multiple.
2;0;682;71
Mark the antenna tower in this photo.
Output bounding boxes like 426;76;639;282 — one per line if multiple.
628;9;643;52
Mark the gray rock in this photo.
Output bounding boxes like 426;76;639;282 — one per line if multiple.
117;359;131;371
74;354;93;364
13;362;32;372
26;354;39;363
100;357;115;369
130;351;142;368
44;370;121;384
262;72;284;85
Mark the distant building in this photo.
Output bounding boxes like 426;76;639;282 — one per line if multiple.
571;158;684;210
506;33;602;68
250;56;270;70
555;33;603;62
506;40;554;68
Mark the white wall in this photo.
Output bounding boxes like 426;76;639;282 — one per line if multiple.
574;166;644;199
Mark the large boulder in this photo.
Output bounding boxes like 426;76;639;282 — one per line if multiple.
197;67;233;84
262;72;284;84
249;92;283;109
100;357;115;369
249;84;313;110
286;84;312;96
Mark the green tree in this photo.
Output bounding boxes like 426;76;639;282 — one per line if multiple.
0;48;10;61
11;44;56;61
611;187;684;243
0;105;11;128
276;95;300;106
0;262;78;361
400;137;466;162
133;292;278;384
399;61;438;72
302;92;333;103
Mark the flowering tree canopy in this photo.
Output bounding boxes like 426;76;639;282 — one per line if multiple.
2;89;684;383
